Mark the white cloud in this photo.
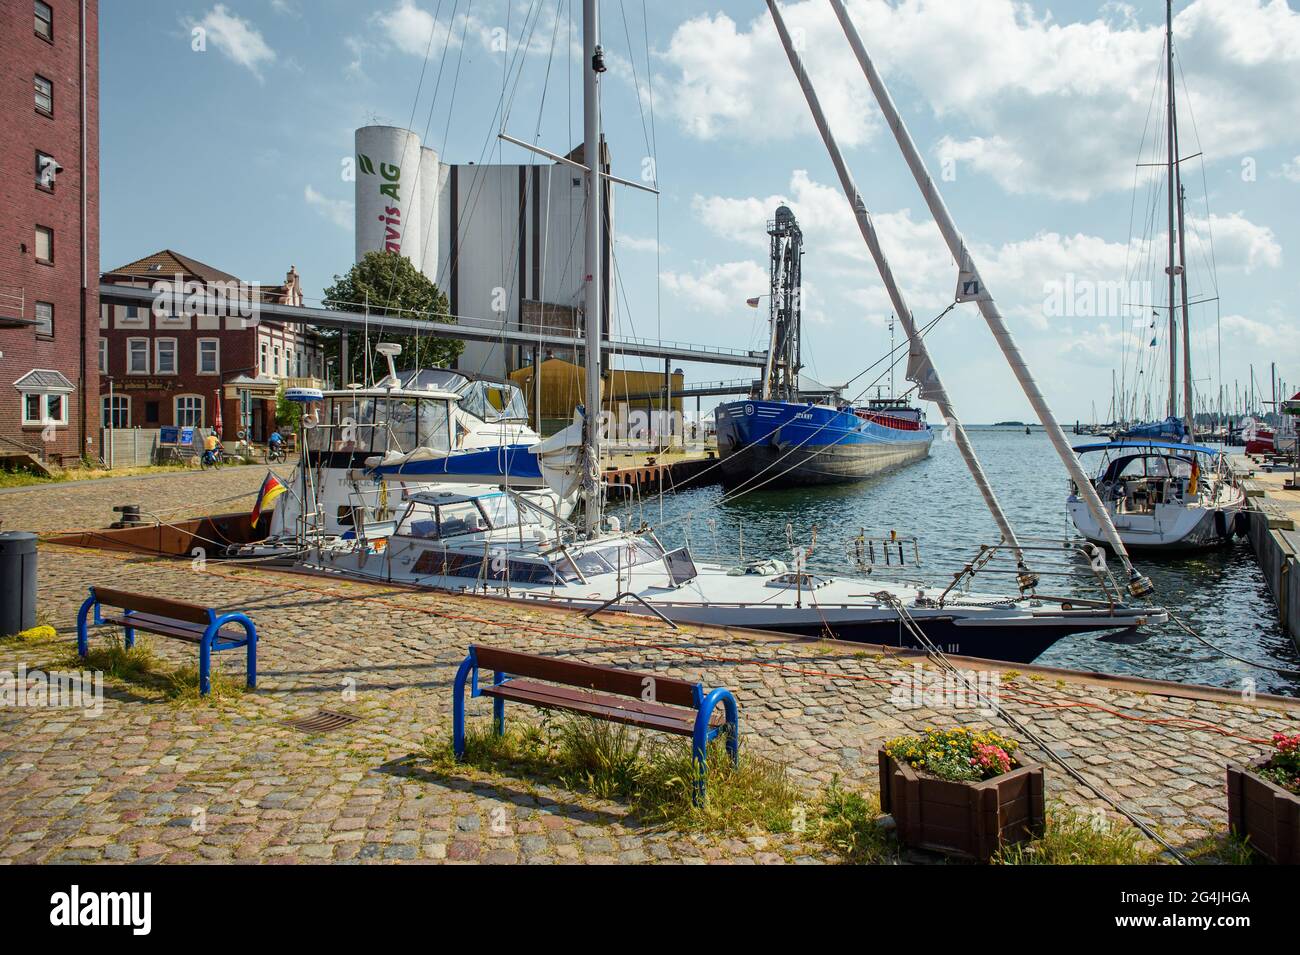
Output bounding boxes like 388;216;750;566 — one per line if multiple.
376;0;440;57
190;5;275;80
617;235;665;255
662;260;767;313
661;0;1300;200
304;185;353;230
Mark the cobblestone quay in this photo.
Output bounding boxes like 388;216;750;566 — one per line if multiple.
1;469;1297;863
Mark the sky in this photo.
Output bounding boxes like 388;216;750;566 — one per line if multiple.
100;0;1300;423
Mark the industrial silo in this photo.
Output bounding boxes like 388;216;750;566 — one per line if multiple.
354;126;424;267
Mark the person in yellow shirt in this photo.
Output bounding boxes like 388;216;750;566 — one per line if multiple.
203;432;220;453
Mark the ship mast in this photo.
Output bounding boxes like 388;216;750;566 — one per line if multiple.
824;0;1151;593
765;0;1031;574
1164;0;1179;422
580;0;604;537
1169;0;1195;438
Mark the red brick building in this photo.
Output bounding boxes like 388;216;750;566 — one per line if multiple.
100;250;325;442
0;1;99;469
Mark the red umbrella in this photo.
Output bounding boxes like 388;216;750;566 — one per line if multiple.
213;388;224;435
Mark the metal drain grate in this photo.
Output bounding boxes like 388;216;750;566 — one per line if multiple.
282;709;360;734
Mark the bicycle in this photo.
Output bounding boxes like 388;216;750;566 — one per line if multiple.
267;443;286;464
199;447;226;470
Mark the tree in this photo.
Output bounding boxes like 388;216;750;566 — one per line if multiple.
274;382;301;433
321;251;463;385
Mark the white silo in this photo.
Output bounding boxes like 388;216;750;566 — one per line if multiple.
354;126;423;268
418;145;442;280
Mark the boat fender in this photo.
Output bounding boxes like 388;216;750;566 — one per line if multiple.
1233;510;1251;538
1214;509;1229;539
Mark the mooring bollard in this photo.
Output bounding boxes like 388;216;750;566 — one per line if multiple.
111;504;143;528
0;531;37;637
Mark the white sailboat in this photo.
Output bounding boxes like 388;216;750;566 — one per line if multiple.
1068;0;1245;551
294;0;1169;665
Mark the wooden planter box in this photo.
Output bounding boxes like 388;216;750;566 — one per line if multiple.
879;751;1045;862
1227;758;1300;864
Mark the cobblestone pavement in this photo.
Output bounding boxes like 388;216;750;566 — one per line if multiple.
1;472;1298;864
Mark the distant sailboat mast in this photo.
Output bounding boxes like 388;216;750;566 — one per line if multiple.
581;0;604;538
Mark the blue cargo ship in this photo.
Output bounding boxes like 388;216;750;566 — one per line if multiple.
714;395;933;489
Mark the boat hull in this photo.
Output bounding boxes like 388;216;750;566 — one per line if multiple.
715;400;933;489
1067;497;1244;551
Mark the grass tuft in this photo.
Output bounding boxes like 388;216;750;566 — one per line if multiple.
994;803;1154;865
815;777;900;863
426;715;801;835
60;634;158;683
163;664;248;706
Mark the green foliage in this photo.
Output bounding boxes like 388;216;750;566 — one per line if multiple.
816;778;900;863
274;383;301;433
321;250;462;383
994;804;1153;865
64;633;157;683
426;715;800;836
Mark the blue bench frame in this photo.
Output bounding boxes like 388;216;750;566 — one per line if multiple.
452;645;739;804
76;586;258;696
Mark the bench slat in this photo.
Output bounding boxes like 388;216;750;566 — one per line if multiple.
101;612;246;645
94;587;212;625
480;680;699;735
474;645;699;708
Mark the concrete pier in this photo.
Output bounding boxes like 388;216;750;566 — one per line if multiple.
1232;454;1300;653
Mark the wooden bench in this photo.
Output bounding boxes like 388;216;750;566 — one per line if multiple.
453;645;739;803
76;586;258;696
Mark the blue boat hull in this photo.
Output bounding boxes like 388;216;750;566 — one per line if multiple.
715;400;933;489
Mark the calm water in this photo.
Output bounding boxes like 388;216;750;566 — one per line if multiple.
611;427;1300;696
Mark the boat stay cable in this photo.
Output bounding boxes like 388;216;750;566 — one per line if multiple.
824;0;1152;598
766;0;1034;586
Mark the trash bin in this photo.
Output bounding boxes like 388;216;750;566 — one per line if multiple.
0;531;37;637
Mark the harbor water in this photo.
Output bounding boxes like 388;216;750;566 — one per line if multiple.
612;426;1300;696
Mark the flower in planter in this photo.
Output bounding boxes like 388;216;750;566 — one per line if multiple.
1256;732;1300;795
883;727;1020;782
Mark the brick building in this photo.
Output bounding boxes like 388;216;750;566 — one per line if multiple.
100;250;326;442
0;1;99;469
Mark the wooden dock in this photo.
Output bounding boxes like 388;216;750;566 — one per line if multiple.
601;448;721;495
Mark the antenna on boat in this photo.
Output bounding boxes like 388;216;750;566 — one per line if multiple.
822;0;1152;596
764;0;1034;584
375;342;402;390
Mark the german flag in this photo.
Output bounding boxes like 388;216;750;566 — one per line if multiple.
251;471;288;527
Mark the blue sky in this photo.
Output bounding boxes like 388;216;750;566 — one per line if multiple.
101;0;1300;422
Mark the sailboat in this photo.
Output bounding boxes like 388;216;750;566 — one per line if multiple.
298;0;1171;665
1067;0;1245;551
714;205;933;489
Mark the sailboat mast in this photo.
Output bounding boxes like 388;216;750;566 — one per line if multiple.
1164;0;1179;421
826;0;1149;590
1170;0;1195;436
581;0;604;537
765;0;1028;568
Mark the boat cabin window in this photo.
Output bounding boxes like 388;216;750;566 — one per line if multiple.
305;395;451;454
1116;456;1192;480
458;380;528;422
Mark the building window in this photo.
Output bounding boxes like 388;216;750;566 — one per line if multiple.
21;392;66;427
98;338;108;373
35;2;53;42
145;401;159;424
155;338;177;375
35;226;53;264
273;345;281;376
34;74;53;116
36;151;56;191
127;338;149;374
102;394;129;429
197;338;219;375
175;395;204;428
260;340;268;374
34;302;53;337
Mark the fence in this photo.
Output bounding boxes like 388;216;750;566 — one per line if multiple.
100;428;164;468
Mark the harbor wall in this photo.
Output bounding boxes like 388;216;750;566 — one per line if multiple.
1246;509;1300;653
